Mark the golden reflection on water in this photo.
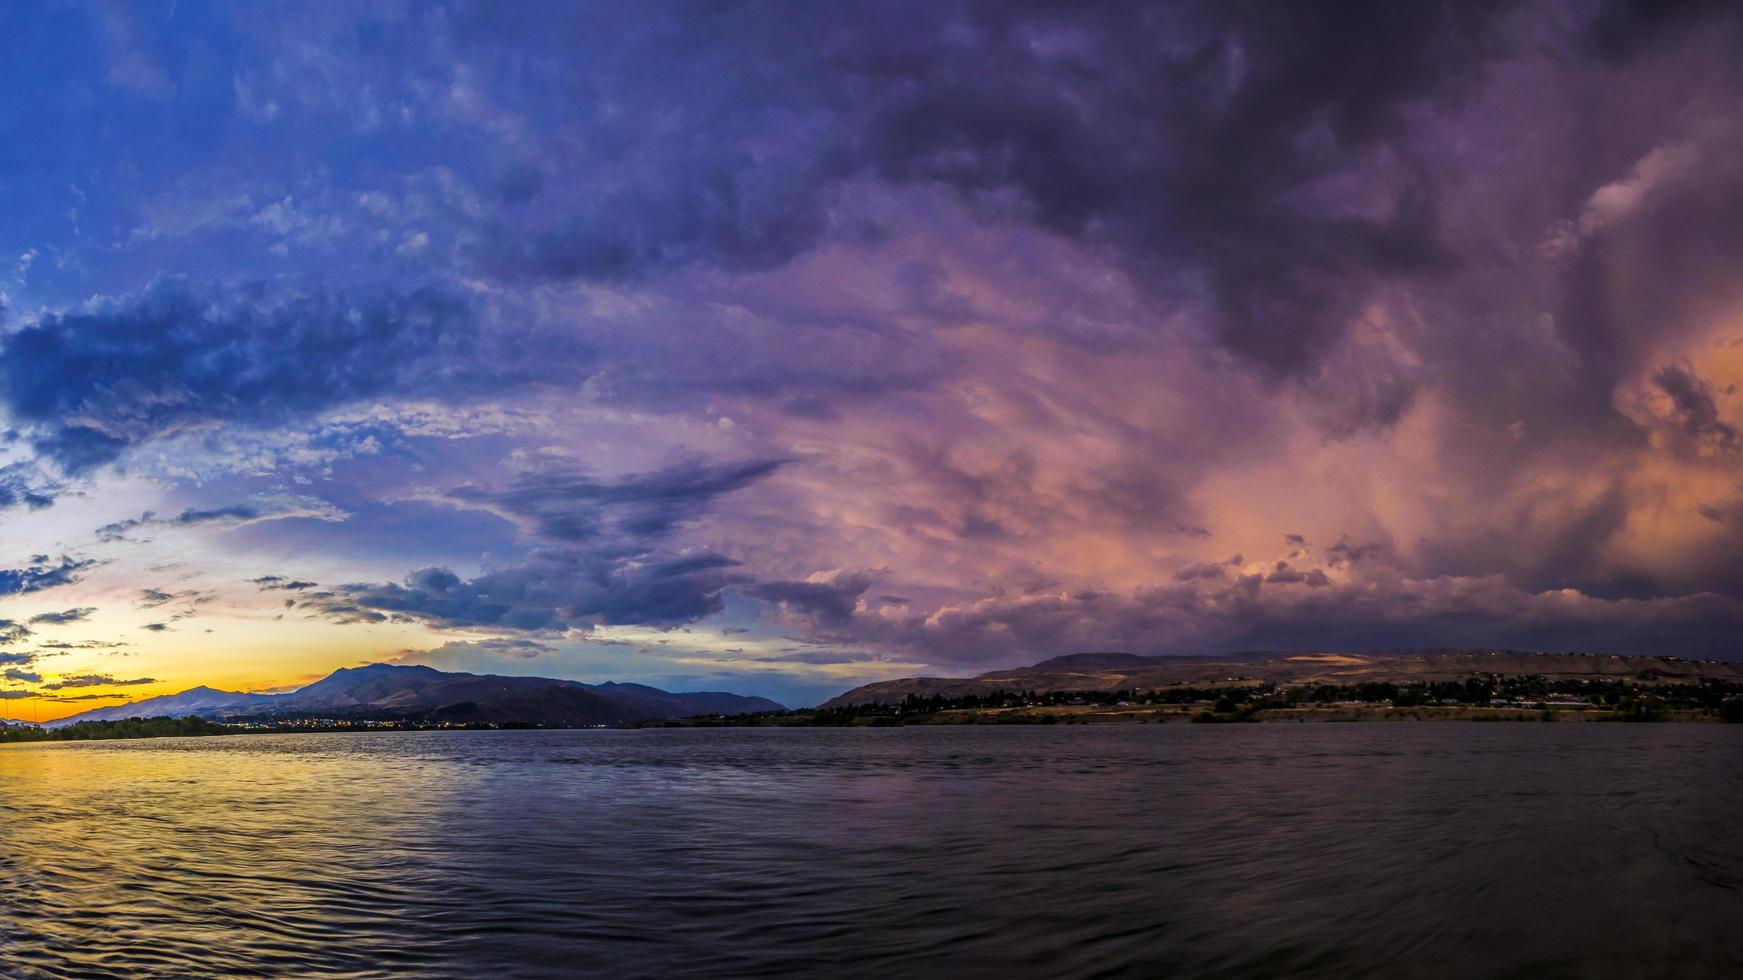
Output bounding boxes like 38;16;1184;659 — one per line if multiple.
0;734;489;978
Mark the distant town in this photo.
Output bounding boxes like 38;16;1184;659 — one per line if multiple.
766;676;1743;726
0;715;623;744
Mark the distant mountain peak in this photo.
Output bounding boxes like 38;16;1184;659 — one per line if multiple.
45;663;783;728
333;662;440;675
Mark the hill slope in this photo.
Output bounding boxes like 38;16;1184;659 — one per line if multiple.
820;649;1743;707
41;687;280;727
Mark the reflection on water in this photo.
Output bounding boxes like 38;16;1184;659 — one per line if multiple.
3;726;1742;978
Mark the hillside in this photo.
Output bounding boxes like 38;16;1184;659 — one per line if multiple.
49;686;282;727
46;664;785;728
820;650;1743;708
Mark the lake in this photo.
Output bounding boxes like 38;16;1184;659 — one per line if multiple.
2;725;1741;978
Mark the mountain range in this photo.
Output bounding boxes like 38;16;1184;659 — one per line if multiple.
42;648;1741;727
44;664;785;728
820;649;1743;707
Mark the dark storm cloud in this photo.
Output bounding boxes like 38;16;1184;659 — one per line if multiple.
746;575;875;629
0;557;94;596
452;1;1528;377
0;652;33;666
0;278;582;472
416;0;1743;622
3;667;41;684
829;570;1743;666
28;608;96;626
451;457;788;542
1654;364;1738;452
1415;102;1743;600
311;455;785;631
0;621;31;645
1582;0;1743;62
311;550;749;631
1531;119;1743;401
860;1;1514;374
423;0;1743;512
457;5;852;283
11;0;1743;675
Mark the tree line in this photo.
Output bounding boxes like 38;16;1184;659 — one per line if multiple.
0;716;237;743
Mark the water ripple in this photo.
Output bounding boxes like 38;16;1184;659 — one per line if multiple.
3;726;1743;977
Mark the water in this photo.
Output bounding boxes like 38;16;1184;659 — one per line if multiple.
2;725;1741;979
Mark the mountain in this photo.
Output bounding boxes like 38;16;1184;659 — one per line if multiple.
588;681;787;719
820;649;1743;707
43;686;280;727
45;665;785;728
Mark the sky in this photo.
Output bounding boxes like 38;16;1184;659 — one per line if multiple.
2;1;1743;717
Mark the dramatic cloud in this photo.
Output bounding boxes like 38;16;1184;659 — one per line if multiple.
431;2;1511;380
306;455;787;631
0;278;583;472
1653;364;1738;454
814;566;1743;665
746;573;876;630
311;550;748;631
450;457;787;542
7;1;1743;705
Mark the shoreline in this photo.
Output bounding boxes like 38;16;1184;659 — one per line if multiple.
4;699;1738;746
628;701;1742;726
